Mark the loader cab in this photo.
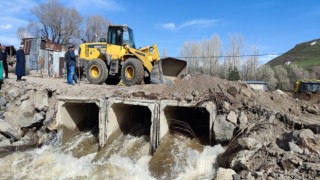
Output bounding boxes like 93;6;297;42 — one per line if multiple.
107;25;136;48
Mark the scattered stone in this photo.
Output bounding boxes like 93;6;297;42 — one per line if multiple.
303;148;311;155
306;106;318;115
7;88;20;101
289;142;303;154
223;101;231;112
227;111;237;124
182;74;191;80
230;150;256;170
34;93;49;111
275;89;287;96
185;95;193;102
238;137;262;150
0;97;8;106
238;111;248;128
191;90;199;97
215;167;236;180
214;115;236;142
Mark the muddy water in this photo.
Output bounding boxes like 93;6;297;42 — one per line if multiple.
0;131;224;179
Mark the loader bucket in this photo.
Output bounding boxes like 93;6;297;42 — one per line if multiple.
150;57;187;84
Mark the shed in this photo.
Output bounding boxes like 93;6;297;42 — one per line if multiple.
244;81;268;91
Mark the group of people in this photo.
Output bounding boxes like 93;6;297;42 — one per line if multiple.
0;42;77;85
0;44;26;82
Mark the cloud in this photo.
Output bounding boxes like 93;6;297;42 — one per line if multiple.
160;19;219;31
0;24;12;30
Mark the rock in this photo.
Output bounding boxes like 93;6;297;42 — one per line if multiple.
227;86;238;98
223;101;231;112
34;93;49;111
191;90;199;97
43;108;55;126
240;88;251;98
214;115;236;142
18;113;44;128
19;99;34;114
182;74;191;80
238;138;262;150
20;94;30;101
238;111;248;128
227;111;237;124
230;150;256;170
0;97;8;106
0;134;11;147
303;148;311;155
275;89;287;96
215;168;236;180
7;88;20;100
289;142;303;154
306;106;318;115
253;171;264;178
185;95;193;102
0;120;21;141
15;99;21;106
298;129;314;139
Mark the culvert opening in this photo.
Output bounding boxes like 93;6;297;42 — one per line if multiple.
61;102;99;140
164;106;210;145
110;104;151;138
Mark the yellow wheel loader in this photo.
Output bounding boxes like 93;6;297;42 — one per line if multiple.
78;25;187;86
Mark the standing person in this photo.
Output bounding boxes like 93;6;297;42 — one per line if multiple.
67;44;77;85
16;45;26;81
1;45;8;78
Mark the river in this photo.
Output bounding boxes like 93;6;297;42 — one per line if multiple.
0;129;224;179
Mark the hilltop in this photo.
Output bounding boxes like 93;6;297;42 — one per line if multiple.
267;39;320;70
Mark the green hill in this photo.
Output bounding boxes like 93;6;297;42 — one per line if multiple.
267;39;320;70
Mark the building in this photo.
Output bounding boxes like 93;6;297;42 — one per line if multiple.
21;38;67;78
244;81;268;91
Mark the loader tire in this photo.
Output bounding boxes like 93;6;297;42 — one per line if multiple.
86;58;108;84
121;58;144;86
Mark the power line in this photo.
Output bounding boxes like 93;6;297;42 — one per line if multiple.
170;50;320;59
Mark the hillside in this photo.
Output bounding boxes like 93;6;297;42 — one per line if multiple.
267;39;320;70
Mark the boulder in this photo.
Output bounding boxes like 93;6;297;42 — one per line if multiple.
223;101;231;112
230;150;256;170
7;87;20;101
227;111;237;124
0;134;11;147
238;111;248;128
19;113;44;128
289;142;303;154
214;115;236;142
0;120;21;141
34;93;49;111
215;168;236;180
238;137;262;150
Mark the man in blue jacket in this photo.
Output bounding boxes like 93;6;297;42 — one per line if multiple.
66;45;77;85
16;45;26;81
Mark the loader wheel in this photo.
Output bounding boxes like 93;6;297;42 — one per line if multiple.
121;58;144;86
86;58;108;84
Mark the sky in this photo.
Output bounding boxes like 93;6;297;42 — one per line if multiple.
1;0;320;64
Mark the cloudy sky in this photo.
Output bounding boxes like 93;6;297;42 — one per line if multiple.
1;0;320;64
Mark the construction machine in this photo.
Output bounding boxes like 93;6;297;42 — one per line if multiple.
78;25;187;86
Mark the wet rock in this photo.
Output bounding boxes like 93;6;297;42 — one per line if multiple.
7;88;20;101
0;120;21;141
289;142;303;154
238;138;262;150
227;111;237;124
0;97;8;106
238;111;248;128
34;93;49;111
214;115;236;142
215;167;236;180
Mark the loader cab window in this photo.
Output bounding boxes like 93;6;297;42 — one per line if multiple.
107;26;136;48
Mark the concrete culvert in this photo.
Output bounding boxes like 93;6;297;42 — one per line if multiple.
57;101;100;142
163;106;210;145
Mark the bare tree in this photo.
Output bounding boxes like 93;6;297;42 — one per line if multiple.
18;0;83;45
82;15;111;43
274;66;291;90
287;64;310;85
241;46;259;80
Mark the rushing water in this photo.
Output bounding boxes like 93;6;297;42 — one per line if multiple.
0;130;224;179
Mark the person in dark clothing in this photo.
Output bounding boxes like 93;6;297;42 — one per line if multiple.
66;45;77;85
1;45;9;78
16;45;26;81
